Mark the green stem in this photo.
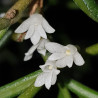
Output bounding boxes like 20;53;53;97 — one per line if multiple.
0;0;36;30
73;0;98;22
67;79;98;98
0;70;42;98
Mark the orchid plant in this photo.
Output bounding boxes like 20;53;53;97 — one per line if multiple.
0;0;98;98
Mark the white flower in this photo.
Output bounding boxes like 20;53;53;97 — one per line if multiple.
34;60;60;89
45;42;85;68
24;38;49;61
15;13;55;45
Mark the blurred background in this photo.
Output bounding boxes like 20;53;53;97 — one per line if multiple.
0;0;98;97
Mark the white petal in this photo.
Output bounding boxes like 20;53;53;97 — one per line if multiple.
34;73;45;87
56;58;67;68
25;44;38;55
45;72;52;89
38;25;47;39
45;42;65;53
73;52;85;66
48;53;65;61
66;56;73;68
30;30;41;45
24;25;35;39
66;44;77;54
51;69;60;85
42;18;55;33
15;19;30;33
24;55;32;61
37;49;46;56
38;39;49;49
45;60;56;66
30;13;43;23
51;74;57;85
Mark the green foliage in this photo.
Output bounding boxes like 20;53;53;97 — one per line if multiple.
0;70;42;98
58;83;71;98
86;43;98;55
73;0;98;22
0;0;98;98
67;79;98;98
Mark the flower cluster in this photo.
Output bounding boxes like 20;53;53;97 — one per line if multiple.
15;13;85;89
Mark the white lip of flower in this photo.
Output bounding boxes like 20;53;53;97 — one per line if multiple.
34;60;60;90
15;13;55;45
24;38;49;61
45;42;85;68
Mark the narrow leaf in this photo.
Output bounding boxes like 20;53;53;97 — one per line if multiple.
86;43;98;55
67;79;98;98
73;0;98;22
0;70;42;98
0;30;12;48
18;83;41;98
58;83;71;98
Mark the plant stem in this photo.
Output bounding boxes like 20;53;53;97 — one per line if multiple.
67;79;98;98
0;0;36;30
0;70;42;98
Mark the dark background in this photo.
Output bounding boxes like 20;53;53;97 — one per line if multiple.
0;0;98;97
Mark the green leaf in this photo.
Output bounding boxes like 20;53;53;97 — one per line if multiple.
0;70;42;98
0;30;12;48
58;83;71;98
67;79;98;98
73;0;98;22
18;83;41;98
86;43;98;55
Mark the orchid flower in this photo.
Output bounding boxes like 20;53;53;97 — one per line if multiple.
15;13;55;45
45;42;85;68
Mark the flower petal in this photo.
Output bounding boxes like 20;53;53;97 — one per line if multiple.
48;53;65;61
24;55;32;61
51;69;60;85
25;44;38;55
45;42;65;53
73;52;85;66
56;58;67;68
45;72;52;89
15;19;30;33
51;73;57;85
45;60;56;66
66;44;77;54
34;73;45;87
66;55;73;68
30;29;40;45
38;25;47;39
38;39;49;49
37;49;46;56
42;18;55;33
24;25;35;39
